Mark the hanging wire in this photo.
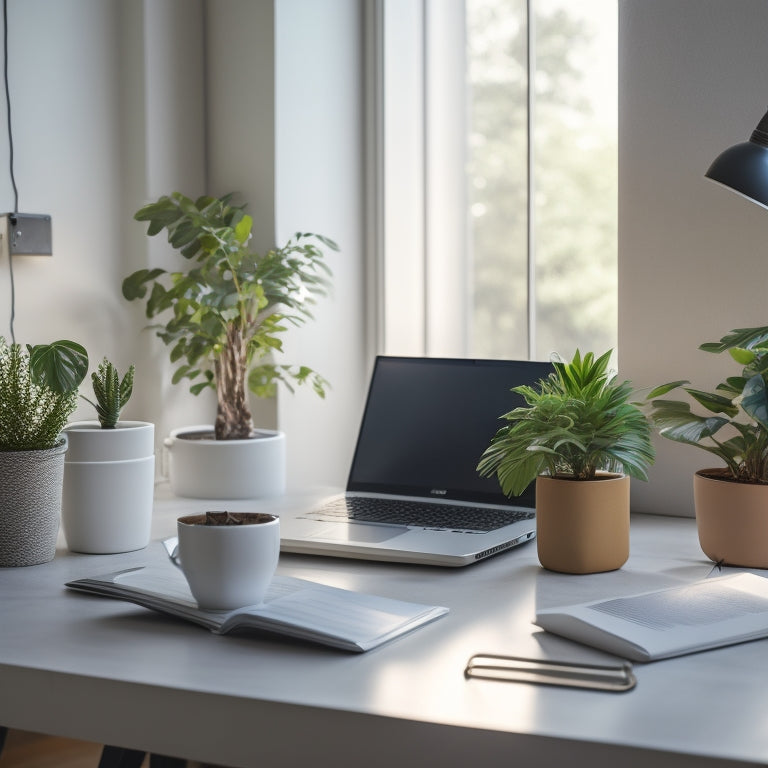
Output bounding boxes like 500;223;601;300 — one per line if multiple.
3;0;17;343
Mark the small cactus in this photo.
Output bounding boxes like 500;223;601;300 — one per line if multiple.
86;359;135;428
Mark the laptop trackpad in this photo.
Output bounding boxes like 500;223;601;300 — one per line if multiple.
309;523;407;544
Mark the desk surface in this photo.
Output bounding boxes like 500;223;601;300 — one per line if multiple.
1;487;766;768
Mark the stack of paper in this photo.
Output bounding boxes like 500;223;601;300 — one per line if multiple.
535;572;768;662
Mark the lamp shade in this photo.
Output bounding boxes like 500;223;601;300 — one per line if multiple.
705;108;768;209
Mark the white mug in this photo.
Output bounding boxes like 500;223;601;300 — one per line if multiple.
177;511;280;610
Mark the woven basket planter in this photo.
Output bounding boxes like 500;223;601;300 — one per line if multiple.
0;440;67;567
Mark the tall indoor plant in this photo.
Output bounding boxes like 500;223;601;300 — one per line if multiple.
0;338;88;566
478;350;655;573
648;325;768;567
123;192;337;498
62;359;155;554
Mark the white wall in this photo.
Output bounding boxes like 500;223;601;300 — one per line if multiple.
619;0;768;515
0;0;209;452
121;0;210;449
206;0;367;490
0;0;124;370
205;0;276;256
204;0;278;433
0;0;366;489
274;0;367;490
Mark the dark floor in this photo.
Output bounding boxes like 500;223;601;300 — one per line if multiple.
0;730;217;768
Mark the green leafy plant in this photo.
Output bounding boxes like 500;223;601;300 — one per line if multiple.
477;350;655;497
80;358;135;429
0;338;89;450
648;325;768;484
122;192;337;440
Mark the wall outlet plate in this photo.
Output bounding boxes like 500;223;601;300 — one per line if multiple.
2;213;53;256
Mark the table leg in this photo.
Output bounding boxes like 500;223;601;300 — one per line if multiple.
98;745;147;768
149;756;187;768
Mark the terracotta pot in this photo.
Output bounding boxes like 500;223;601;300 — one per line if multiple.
535;473;630;574
694;469;768;568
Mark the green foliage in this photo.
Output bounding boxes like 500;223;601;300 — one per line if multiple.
123;192;337;439
477;350;654;497
247;364;330;400
81;358;135;429
467;4;617;360
28;339;89;395
647;326;768;483
0;338;88;450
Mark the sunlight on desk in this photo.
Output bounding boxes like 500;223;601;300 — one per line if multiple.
3;501;768;767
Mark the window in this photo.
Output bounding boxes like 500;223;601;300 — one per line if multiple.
369;0;617;362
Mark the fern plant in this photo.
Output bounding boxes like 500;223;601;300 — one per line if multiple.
0;338;88;451
80;358;135;428
477;350;655;497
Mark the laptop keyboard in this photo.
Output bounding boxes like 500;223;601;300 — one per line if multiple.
312;496;534;533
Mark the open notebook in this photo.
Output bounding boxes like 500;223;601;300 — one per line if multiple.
279;356;553;566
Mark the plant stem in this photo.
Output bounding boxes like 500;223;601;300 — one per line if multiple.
214;324;254;440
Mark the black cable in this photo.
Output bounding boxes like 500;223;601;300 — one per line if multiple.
3;0;15;211
3;0;17;344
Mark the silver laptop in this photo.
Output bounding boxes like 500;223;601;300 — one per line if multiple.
279;356;553;566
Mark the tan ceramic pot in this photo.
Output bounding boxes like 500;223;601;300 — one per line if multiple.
694;469;768;568
535;473;630;574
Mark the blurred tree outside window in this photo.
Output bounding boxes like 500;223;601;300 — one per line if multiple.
467;0;618;361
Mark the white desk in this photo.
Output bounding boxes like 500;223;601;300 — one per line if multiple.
1;487;767;768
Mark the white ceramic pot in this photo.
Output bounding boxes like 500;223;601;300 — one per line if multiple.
64;420;154;461
177;512;280;609
164;425;286;500
61;421;155;554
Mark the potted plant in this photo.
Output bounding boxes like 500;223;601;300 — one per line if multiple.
61;359;155;554
648;325;768;568
123;192;337;499
0;338;88;567
477;350;655;574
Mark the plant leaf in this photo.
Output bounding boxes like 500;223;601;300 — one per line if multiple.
646;380;688;399
741;374;768;431
730;347;756;365
700;326;768;353
28;340;89;394
653;402;730;444
685;387;738;416
234;214;252;244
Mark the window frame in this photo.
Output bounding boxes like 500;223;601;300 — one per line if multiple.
366;0;470;358
366;0;615;361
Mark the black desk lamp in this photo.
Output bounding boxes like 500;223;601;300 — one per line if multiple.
705;107;768;208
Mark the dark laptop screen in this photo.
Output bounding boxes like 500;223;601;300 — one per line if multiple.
347;356;553;507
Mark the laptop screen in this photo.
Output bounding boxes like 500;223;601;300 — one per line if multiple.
347;356;554;507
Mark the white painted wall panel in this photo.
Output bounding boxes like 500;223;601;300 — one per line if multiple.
620;0;768;515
